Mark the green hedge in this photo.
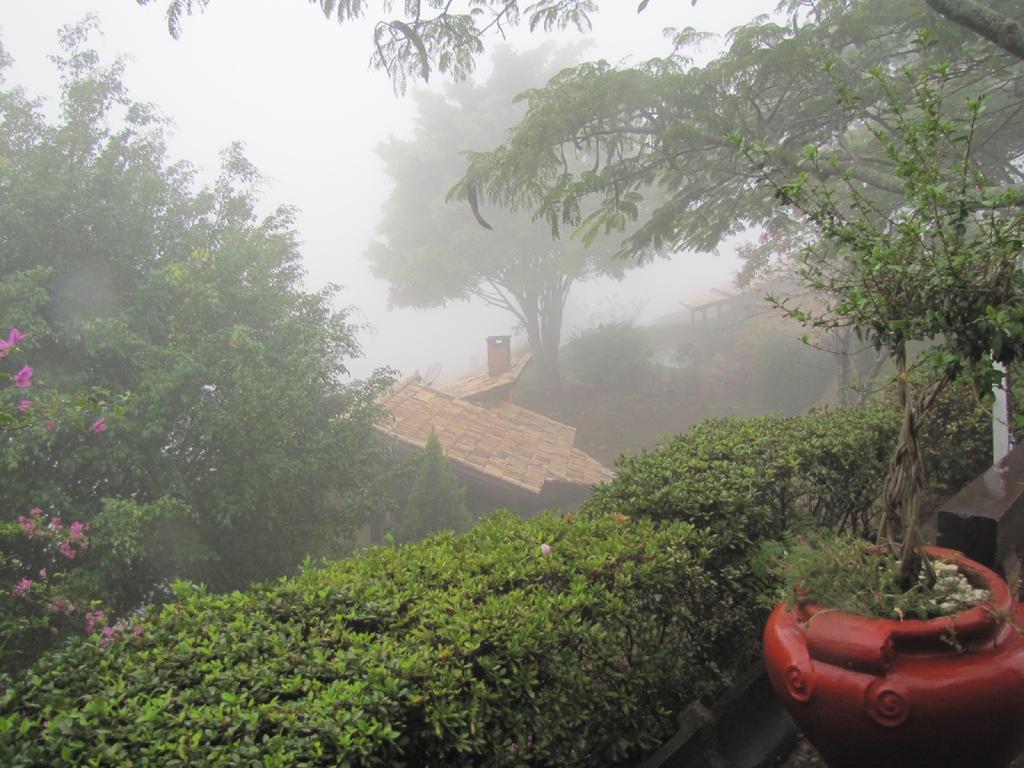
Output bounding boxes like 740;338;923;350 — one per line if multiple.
583;407;900;537
0;512;764;768
0;406;931;766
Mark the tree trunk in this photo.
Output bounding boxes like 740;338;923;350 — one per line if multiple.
539;297;563;401
878;344;951;588
518;275;571;404
520;299;559;402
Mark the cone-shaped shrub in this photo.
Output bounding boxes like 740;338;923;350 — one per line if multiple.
397;429;471;543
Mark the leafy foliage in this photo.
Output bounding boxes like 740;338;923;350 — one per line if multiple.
0;327;126;674
396;430;471;543
141;0;600;93
759;533;989;619
765;64;1024;389
456;1;1023;267
583;407;902;539
142;1;1024;98
0;512;766;767
564;321;654;395
0;23;390;603
368;45;637;393
753;59;1024;580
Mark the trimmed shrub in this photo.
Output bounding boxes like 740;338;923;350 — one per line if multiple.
0;512;765;768
584;407;901;538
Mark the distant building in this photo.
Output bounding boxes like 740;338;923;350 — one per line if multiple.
368;336;613;540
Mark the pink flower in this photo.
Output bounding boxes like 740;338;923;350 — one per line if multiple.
45;419;56;431
69;521;88;542
0;328;24;358
18;399;31;413
85;610;105;635
100;629;117;647
540;543;552;556
49;516;62;533
12;578;32;596
17;516;37;536
48;598;65;613
58;541;76;559
12;364;32;388
38;568;47;580
30;507;43;518
90;418;106;434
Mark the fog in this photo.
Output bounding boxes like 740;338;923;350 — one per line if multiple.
3;0;778;381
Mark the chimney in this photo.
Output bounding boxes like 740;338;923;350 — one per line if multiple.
486;335;512;378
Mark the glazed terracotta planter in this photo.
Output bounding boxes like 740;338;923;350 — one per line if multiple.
763;546;1024;768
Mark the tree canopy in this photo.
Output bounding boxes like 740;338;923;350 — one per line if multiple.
141;1;1024;93
454;2;1022;261
145;2;1023;265
0;20;391;604
368;44;643;394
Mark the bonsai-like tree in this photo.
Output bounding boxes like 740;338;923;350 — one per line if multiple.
752;57;1024;587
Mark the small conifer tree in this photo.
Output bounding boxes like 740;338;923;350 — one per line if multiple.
396;429;471;543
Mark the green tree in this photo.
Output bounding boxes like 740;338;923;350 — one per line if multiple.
0;21;391;601
396;429;471;543
455;3;1021;258
141;1;1024;91
368;44;636;395
146;0;1024;409
145;3;1023;268
757;62;1024;584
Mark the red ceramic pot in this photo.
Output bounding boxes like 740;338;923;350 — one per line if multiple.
763;546;1024;768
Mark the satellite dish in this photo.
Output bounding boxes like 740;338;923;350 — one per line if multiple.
422;361;443;385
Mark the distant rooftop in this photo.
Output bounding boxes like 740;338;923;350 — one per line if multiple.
375;377;613;494
441;353;532;400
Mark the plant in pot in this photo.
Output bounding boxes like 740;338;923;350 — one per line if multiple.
747;59;1024;768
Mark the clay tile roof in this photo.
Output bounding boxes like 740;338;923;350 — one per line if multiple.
374;377;613;494
440;354;532;400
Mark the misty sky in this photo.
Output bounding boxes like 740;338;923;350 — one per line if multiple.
2;0;780;381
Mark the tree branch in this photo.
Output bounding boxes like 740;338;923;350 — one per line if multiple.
926;0;1024;60
468;282;528;326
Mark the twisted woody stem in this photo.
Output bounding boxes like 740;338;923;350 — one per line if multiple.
878;344;949;588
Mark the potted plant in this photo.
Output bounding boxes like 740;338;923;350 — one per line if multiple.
750;59;1024;768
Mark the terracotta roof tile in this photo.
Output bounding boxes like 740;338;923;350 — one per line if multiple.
375;377;613;494
440;354;532;400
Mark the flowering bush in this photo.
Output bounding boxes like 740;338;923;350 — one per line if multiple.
0;328;128;671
